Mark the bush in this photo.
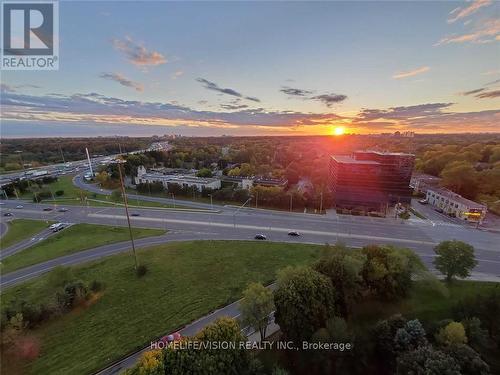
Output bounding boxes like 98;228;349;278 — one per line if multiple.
56;281;88;310
90;280;105;293
55;190;64;196
136;264;148;278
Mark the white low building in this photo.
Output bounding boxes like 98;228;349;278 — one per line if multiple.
135;166;221;192
425;187;487;223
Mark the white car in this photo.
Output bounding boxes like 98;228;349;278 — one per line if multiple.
15;205;23;209
50;223;66;232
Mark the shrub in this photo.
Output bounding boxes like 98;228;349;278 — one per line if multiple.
56;281;88;310
90;280;105;293
55;190;64;196
136;264;148;278
436;322;467;346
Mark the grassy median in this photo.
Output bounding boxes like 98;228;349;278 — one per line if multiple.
0;223;165;273
0;219;53;250
1;240;320;375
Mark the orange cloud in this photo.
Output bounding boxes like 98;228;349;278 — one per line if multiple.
392;66;430;79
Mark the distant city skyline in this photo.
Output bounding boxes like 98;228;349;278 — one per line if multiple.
1;1;499;137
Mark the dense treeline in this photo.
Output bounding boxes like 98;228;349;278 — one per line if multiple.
0;137;153;172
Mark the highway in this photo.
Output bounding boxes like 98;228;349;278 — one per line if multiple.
1;195;500;288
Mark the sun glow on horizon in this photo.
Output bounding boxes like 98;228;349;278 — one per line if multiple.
332;126;346;136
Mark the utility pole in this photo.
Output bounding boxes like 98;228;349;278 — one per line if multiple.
233;196;252;228
118;162;138;270
171;193;176;208
208;194;213;210
85;148;94;177
289;194;293;212
59;146;66;164
319;192;323;214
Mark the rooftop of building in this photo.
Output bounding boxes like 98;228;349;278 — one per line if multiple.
140;173;219;184
331;155;380;165
355;150;415;157
426;186;486;209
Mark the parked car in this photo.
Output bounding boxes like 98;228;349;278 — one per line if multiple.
254;234;267;240
288;231;300;236
435;208;444;213
43;207;53;211
15;205;23;209
3;212;13;217
418;199;428;205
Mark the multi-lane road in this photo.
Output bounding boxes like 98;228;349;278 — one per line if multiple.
1;189;500;288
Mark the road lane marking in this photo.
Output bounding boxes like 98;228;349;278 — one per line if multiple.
88;213;438;246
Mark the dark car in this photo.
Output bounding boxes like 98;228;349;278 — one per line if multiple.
254;234;267;240
43;207;53;211
435;208;444;213
288;231;300;236
131;213;140;217
58;208;68;212
3;212;13;217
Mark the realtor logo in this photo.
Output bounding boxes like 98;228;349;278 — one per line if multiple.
1;1;59;70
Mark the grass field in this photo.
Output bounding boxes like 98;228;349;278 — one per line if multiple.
0;223;165;274
0;219;53;250
1;241;320;375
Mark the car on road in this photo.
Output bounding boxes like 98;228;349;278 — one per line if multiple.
15;205;23;209
435;208;444;213
58;208;68;212
418;199;428;205
288;231;301;236
254;234;267;240
3;212;13;217
43;207;53;211
50;223;66;232
131;213;140;217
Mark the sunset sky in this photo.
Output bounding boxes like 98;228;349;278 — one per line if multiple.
1;1;499;137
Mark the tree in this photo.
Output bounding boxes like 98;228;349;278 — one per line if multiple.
440;161;479;199
396;345;461;375
196;168;213;178
443;344;490;375
394;319;428;354
453;288;500;343
361;245;420;300
110;189;123;203
162;317;254;375
274;266;336;342
374;314;408;361
433;240;477;281
436;322;467;346
240;282;274;341
313;243;365;316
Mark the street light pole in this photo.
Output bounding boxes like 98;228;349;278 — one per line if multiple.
118;162;138;270
289;194;293;212
319;192;323;214
171;193;176;208
233;196;252;228
209;194;213;210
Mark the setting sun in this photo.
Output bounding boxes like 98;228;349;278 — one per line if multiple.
332;126;346;136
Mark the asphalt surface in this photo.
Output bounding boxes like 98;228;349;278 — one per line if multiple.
0;227;58;260
1;181;500;375
1;196;500;288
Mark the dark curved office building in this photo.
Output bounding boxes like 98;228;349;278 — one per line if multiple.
329;151;415;214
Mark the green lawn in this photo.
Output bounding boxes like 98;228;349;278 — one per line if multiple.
0;219;53;250
1;241;320;375
0;224;165;273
